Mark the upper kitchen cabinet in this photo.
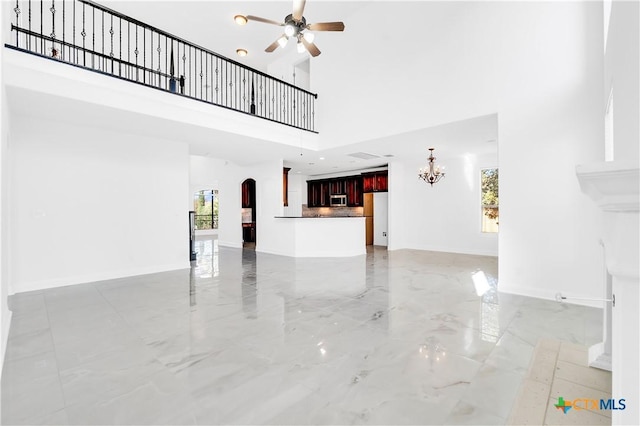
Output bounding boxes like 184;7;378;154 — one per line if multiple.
362;171;388;193
345;175;363;207
307;179;330;207
330;178;346;195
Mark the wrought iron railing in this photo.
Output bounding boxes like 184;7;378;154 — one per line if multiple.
7;0;318;132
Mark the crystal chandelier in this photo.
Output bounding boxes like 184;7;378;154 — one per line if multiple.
418;148;445;186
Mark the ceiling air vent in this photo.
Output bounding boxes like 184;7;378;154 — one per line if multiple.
347;152;381;160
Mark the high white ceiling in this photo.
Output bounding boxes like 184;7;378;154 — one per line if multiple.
6;0;498;176
100;1;368;72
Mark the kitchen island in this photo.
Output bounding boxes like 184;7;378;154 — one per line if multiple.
264;216;366;257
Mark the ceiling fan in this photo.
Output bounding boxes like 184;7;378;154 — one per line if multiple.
236;0;345;57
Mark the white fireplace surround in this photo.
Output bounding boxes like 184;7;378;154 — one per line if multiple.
576;161;639;426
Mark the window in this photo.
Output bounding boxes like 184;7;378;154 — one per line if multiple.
193;190;218;230
481;168;499;233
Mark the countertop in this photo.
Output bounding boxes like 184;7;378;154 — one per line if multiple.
274;216;365;219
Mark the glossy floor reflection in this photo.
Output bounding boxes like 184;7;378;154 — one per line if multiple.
1;236;603;425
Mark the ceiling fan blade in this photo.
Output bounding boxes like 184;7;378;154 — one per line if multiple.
307;21;345;32
292;0;306;21
246;15;283;26
301;36;321;57
265;35;286;53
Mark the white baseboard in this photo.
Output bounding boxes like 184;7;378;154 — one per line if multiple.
498;285;603;309
217;240;243;249
10;262;191;294
256;246;366;258
387;244;498;257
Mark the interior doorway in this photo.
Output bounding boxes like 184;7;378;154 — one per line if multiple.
241;178;256;249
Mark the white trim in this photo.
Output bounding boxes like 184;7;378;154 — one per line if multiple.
387;245;498;258
498;285;603;309
257;247;366;258
10;262;191;294
218;240;243;249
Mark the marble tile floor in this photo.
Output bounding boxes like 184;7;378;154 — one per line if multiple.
508;339;612;426
1;237;603;425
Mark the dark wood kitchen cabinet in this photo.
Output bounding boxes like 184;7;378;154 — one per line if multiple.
375;172;388;192
307;170;386;207
362;171;388;193
345;176;362;207
307;179;330;207
330;178;346;195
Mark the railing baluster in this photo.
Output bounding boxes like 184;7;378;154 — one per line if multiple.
72;0;74;62
62;0;65;60
40;0;43;54
156;32;160;87
91;6;94;68
28;0;32;49
100;10;103;70
81;2;85;65
109;14;113;73
13;0;20;47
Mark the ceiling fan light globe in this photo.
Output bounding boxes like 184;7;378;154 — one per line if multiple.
297;41;306;53
284;24;296;37
303;32;315;43
277;36;289;48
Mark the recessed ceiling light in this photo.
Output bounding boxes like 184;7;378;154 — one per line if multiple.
236;48;248;57
319;157;325;160
234;15;248;25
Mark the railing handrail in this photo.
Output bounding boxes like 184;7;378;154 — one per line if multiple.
77;0;318;99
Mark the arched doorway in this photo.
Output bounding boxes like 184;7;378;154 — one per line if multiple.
241;178;256;249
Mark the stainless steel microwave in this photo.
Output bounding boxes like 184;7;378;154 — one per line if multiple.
330;194;347;207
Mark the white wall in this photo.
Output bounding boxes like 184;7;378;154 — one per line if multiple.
373;192;388;246
8;116;190;293
604;0;639;163
496;3;605;304
0;0;11;376
389;153;498;256
314;1;604;304
253;159;288;254
283;172;308;217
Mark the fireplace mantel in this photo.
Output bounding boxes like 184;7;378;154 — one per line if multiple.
576;162;639;212
576;161;639;425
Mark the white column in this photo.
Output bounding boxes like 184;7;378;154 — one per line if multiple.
576;162;639;426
